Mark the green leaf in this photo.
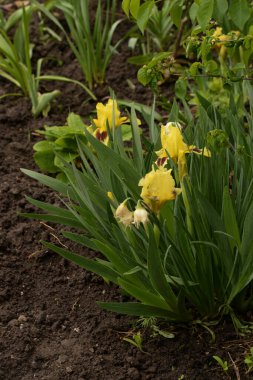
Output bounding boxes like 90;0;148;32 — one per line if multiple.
21;168;76;199
67;112;86;129
43;241;119;283
170;3;182;28
147;225;179;313
222;186;241;250
241;202;253;257
137;66;150;86
21;212;82;229
175;78;187;100
97;302;175;318
62;231;98;251
212;0;228;24
32;90;60;117
136;1;155;34
33;150;58;173
118;278;170;310
122;0;131;17
130;0;140;19
197;0;214;30
189;2;198;23
33;140;53;152
228;0;251;31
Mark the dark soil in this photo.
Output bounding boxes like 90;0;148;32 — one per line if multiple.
0;5;253;380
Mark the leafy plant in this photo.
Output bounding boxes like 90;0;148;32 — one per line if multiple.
33;113;87;179
33;99;141;178
244;347;253;372
36;0;121;89
0;3;96;116
123;331;145;352
22;88;253;330
0;6;60;116
213;355;229;372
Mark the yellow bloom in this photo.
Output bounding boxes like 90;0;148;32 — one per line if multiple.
159;122;188;163
93;99;129;132
139;167;181;213
156;122;211;178
211;28;240;59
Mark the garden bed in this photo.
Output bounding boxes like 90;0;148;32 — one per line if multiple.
0;4;252;380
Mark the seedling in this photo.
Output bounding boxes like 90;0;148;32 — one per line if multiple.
123;331;145;353
245;347;253;373
213;356;229;372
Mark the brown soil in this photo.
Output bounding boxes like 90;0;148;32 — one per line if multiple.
0;6;253;380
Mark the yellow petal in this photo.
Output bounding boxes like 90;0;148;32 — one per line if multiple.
161;123;188;163
139;167;181;213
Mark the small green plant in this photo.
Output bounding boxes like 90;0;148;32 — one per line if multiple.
123;331;145;352
22;89;253;331
36;0;121;89
245;347;253;372
213;355;229;372
0;6;60;116
33;113;87;179
33;99;139;178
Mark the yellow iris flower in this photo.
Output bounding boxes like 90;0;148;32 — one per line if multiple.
156;122;211;178
139;166;181;213
93;99;129;132
211;27;240;59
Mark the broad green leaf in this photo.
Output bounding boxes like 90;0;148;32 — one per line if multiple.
212;0;228;24
67;112;86;129
137;66;150;86
197;0;214;30
189;2;198;23
170;3;182;28
33;140;54;152
130;0;140;19
32;90;60;117
228;0;251;31
175;78;187;100
34;150;58;173
136;1;155;34
122;0;131;17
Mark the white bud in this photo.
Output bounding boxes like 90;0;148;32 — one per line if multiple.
133;207;149;228
115;201;133;227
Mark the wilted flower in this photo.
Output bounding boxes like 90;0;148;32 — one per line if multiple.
139;167;181;214
133;202;149;228
115;200;133;227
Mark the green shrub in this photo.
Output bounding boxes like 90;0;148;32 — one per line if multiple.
23;92;253;330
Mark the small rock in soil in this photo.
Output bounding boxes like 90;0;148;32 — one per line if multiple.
127;367;140;380
57;354;68;364
66;366;73;373
18;314;27;323
34;310;46;324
